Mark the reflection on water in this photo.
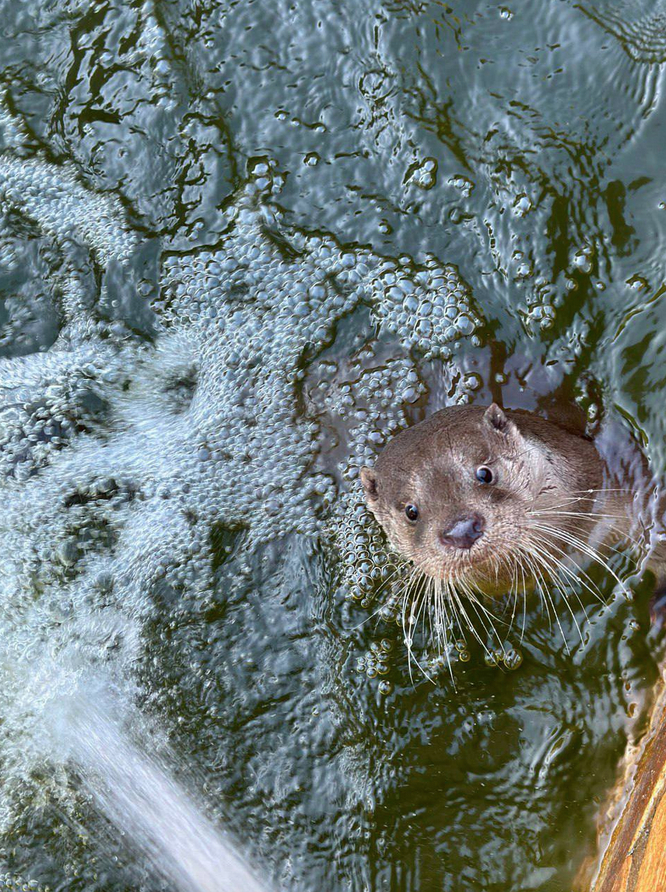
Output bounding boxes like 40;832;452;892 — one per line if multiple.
0;0;666;890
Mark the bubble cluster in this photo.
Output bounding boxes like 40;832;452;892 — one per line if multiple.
0;346;117;480
370;258;478;360
448;175;474;198
519;240;601;332
0;159;138;264
405;157;437;190
356;639;394;681
0;872;44;892
334;496;394;608
484;646;523;670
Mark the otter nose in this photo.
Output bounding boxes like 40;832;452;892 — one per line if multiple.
440;514;486;550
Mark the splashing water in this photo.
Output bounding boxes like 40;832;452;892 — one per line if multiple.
61;692;266;892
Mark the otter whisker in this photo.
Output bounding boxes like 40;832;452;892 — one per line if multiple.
463;594;502;650
444;580;464;643
529;511;645;549
537;548;591;635
524;534;594;610
565;487;632;495
439;583;454;646
465;548;521;648
528;490;632;513
430;579;455;685
436;582;456;687
401;570;436;685
432;581;449;653
519;549;555;632
414;575;433;650
392;567;416;632
507;546;529;644
461;572;513;655
465;586;508;634
530;535;621;645
432;579;442;646
532;497;609;510
431;578;443;648
516;550;529;644
519;541;586;643
455;588;490;652
446;578;468;646
425;576;435;645
447;584;475;651
504;547;523;638
527;548;572;652
436;579;450;641
530;521;621;569
372;561;412;598
528;529;628;620
530;509;627;523
495;547;522;601
525;530;608;608
500;546;530;642
529;522;632;597
453;580;499;657
399;568;424;637
401;574;416;686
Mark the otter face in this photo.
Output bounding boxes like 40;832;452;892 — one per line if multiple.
360;404;577;596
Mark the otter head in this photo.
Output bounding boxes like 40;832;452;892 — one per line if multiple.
360;404;576;596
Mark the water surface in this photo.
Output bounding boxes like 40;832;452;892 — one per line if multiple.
1;1;666;890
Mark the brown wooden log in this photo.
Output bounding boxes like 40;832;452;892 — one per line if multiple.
578;670;666;892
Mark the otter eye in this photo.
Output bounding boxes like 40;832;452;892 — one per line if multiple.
476;466;494;484
405;504;419;522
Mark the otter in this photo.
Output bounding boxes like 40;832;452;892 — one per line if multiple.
360;404;664;601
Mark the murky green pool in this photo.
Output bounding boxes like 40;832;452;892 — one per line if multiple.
1;0;666;890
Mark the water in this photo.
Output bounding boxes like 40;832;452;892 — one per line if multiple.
1;0;666;890
63;692;266;892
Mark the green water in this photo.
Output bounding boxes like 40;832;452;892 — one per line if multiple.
1;0;666;890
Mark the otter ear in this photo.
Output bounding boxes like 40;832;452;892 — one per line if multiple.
483;404;521;443
360;467;379;501
484;403;510;432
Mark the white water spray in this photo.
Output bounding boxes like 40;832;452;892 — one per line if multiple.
60;692;268;892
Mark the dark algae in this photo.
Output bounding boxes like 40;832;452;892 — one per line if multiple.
0;1;665;891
